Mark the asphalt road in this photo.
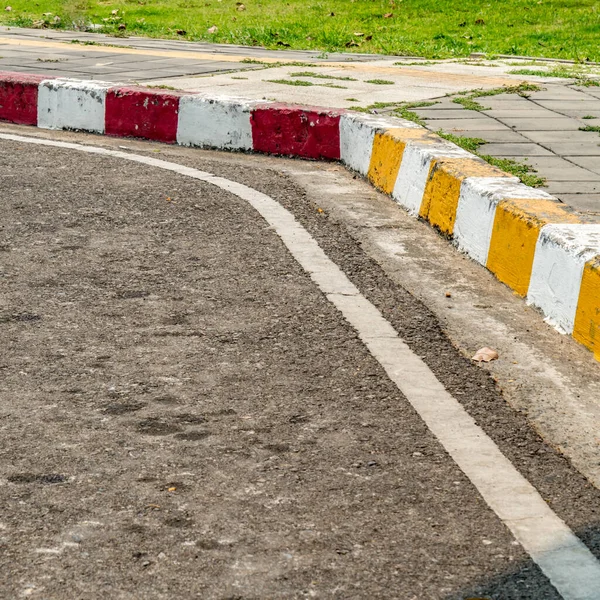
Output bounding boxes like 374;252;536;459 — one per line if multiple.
1;129;600;600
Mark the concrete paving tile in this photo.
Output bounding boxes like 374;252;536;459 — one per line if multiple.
576;88;600;99
542;142;600;156
444;129;531;143
543;181;600;194
522;156;600;180
483;109;555;118
528;86;593;100
417;109;485;119
553;193;600;213
534;100;600;111
477;143;554;157
496;117;581;131
557;111;600;119
564;156;600;175
426;118;511;131
521;130;600;143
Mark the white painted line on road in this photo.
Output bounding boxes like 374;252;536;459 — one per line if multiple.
3;131;600;600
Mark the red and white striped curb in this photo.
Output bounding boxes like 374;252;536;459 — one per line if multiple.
1;72;599;360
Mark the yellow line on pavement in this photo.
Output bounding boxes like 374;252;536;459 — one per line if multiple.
0;36;518;86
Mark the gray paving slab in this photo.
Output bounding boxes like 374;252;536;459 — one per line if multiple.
496;117;582;131
528;86;593;100
415;109;486;119
521;130;600;143
533;100;600;111
477;143;555;157
556;110;600;119
519;156;600;180
423;118;512;131
553;194;600;213
575;87;600;99
540;141;600;156
483;109;557;118
445;129;532;143
543;181;600;193
564;156;600;175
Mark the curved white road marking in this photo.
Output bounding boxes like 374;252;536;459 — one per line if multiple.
3;131;600;600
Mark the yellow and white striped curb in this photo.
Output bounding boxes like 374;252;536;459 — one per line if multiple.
339;112;600;360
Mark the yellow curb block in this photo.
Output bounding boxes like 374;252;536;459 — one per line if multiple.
487;198;581;297
574;258;600;360
420;157;510;236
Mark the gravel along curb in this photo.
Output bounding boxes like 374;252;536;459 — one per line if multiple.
2;71;599;360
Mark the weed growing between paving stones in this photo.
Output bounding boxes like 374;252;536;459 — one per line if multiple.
4;0;600;61
349;100;438;125
446;83;542;112
452;96;490;111
365;79;395;85
508;67;600;86
290;71;358;81
436;131;487;154
436;131;545;187
580;125;600;133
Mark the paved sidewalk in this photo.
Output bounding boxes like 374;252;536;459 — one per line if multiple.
412;86;600;215
1;25;599;214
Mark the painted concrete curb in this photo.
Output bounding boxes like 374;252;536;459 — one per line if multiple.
1;72;599;359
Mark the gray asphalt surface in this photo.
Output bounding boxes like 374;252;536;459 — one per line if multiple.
1;135;599;599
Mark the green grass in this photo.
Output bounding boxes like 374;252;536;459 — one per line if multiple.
290;71;357;81
580;125;600;133
508;66;600;85
436;132;487;154
5;0;600;61
582;115;597;119
365;79;395;85
266;78;314;86
481;156;545;187
266;78;346;89
452;96;490;111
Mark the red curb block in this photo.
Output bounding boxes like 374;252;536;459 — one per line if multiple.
105;87;183;143
251;104;344;160
0;71;49;126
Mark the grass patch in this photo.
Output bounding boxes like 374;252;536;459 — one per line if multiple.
481;156;545;187
390;101;438;125
290;71;357;81
4;0;600;62
436;131;487;154
365;79;395;85
467;82;542;98
266;78;346;89
577;79;600;87
582;115;597;119
452;96;490;111
266;78;314;86
446;83;541;112
580;125;600;133
508;67;600;87
436;131;545;186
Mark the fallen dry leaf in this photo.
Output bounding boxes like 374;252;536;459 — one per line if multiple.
472;347;499;362
383;12;394;18
4;6;12;11
207;25;218;33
